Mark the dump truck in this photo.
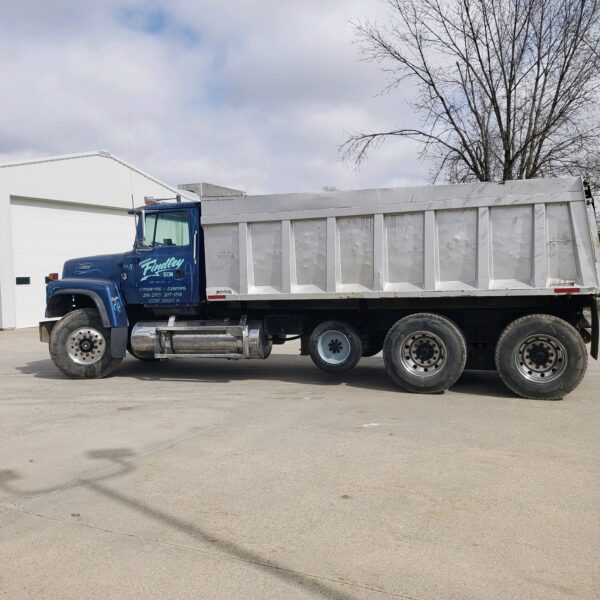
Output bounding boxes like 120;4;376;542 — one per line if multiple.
40;177;600;399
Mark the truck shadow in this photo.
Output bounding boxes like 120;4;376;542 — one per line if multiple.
17;355;515;399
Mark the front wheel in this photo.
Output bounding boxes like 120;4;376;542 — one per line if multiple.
495;314;587;400
383;313;467;393
308;321;362;373
49;308;122;379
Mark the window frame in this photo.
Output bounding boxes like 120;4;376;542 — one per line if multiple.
140;209;191;249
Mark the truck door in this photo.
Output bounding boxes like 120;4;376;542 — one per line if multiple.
127;207;200;307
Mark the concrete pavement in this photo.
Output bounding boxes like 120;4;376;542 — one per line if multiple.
0;328;599;599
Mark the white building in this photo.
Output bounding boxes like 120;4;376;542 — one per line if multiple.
0;151;197;329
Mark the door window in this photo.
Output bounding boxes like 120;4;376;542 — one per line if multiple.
142;211;190;247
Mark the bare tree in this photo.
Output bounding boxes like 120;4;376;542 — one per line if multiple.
342;0;600;187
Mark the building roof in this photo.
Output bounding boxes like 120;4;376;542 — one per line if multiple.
0;150;199;201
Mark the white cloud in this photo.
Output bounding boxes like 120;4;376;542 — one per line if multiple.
0;0;426;193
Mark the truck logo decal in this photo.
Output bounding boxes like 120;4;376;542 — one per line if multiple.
139;257;185;281
111;295;123;313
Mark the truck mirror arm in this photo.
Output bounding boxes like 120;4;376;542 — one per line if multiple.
132;207;146;246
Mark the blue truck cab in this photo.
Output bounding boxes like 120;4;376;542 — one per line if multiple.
42;199;209;376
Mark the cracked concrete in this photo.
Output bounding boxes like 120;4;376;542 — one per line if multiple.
1;328;599;599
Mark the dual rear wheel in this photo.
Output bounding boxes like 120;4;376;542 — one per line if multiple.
308;313;587;399
494;314;587;400
383;313;467;394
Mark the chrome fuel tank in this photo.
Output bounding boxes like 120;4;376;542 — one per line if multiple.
130;318;272;360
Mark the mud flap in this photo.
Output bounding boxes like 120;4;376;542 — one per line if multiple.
39;319;60;343
110;327;128;358
590;298;599;360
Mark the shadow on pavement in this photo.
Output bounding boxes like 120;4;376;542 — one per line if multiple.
86;477;372;599
17;355;395;392
1;448;382;600
450;370;513;399
0;448;136;498
17;353;516;399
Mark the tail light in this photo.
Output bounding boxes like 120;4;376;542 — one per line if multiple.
45;273;59;284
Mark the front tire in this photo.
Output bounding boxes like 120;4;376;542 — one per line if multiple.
495;314;587;400
309;321;362;373
49;308;122;379
383;313;467;393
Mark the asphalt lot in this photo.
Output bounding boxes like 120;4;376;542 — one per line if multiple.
0;328;599;599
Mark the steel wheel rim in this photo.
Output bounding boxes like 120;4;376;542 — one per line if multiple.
317;330;351;365
67;327;106;365
399;331;447;377
514;334;567;383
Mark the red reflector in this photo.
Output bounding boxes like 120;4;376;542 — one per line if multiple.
554;287;580;294
48;273;59;281
207;294;227;300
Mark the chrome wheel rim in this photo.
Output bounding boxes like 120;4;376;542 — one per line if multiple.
67;327;106;365
514;334;567;383
317;330;351;365
399;331;447;377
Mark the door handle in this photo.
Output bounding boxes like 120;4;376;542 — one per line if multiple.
175;269;185;278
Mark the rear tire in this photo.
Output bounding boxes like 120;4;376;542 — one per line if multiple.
49;309;122;379
495;314;587;400
383;313;467;393
309;321;362;373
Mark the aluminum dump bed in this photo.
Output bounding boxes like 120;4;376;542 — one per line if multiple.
201;177;599;300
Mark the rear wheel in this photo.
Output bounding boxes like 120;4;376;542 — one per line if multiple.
49;308;122;379
309;321;362;373
383;313;467;393
495;314;587;400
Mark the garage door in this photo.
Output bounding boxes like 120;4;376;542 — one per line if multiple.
10;198;135;328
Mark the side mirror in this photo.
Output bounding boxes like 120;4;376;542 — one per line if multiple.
134;208;146;245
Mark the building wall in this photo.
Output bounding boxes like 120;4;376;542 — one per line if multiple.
0;153;193;329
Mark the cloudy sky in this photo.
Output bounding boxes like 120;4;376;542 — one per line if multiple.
0;1;425;194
